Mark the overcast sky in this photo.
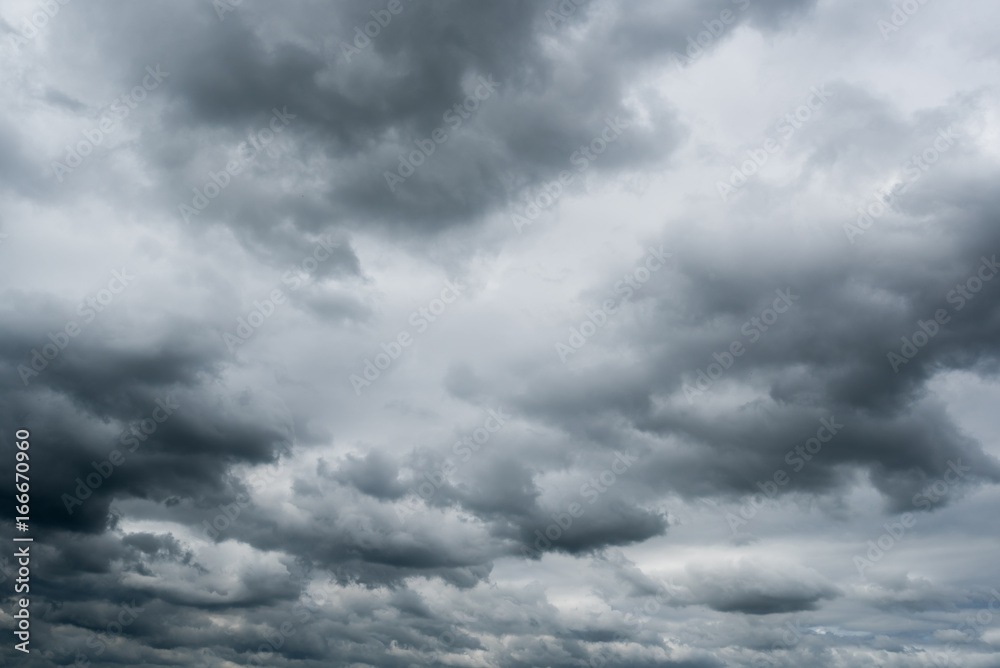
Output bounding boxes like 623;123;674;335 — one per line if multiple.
2;0;1000;666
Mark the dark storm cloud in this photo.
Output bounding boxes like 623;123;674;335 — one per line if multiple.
0;307;295;535
515;499;669;555
326;450;407;501
26;0;804;246
679;561;840;615
507;145;1000;512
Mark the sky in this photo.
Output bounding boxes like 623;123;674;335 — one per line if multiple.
1;0;1000;666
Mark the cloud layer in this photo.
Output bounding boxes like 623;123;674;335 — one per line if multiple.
2;0;1000;666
